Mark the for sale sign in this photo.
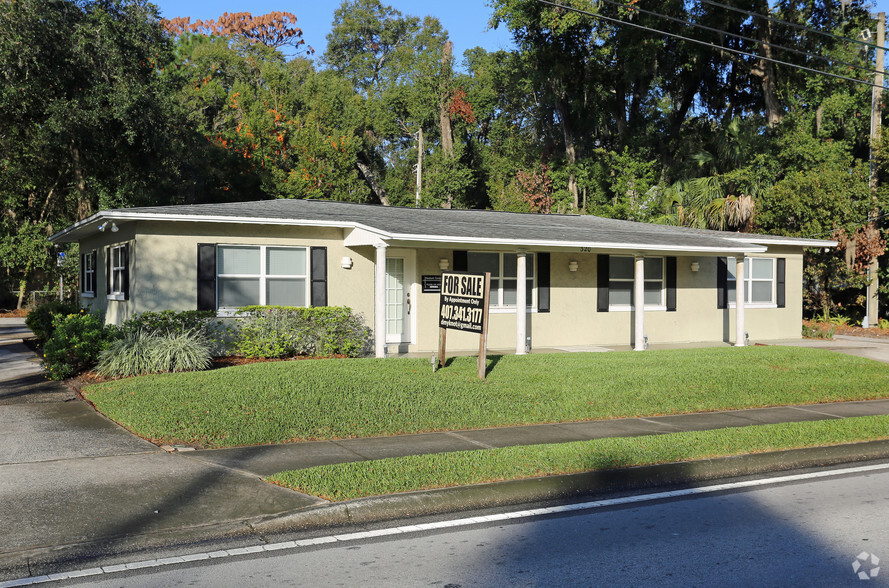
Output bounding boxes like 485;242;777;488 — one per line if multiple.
439;272;487;333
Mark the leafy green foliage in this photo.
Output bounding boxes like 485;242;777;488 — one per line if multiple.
96;329;212;378
42;312;113;380
233;306;372;358
25;301;81;343
270;415;889;501
82;347;889;448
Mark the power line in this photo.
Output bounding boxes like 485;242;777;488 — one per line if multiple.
806;211;889;238
595;0;884;78
699;0;885;55
533;0;885;90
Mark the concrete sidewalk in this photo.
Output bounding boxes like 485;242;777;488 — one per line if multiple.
2;317;889;582
187;399;889;476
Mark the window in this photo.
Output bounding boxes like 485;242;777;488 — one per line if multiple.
608;256;664;308
217;245;308;308
107;244;128;300
80;251;96;297
466;252;535;309
727;257;775;305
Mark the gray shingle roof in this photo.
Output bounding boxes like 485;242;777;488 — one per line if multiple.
51;198;835;252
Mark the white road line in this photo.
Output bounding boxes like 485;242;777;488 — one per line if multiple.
4;461;889;587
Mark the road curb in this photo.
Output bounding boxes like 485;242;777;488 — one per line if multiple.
252;439;889;534
4;440;889;582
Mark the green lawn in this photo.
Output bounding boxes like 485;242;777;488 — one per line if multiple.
82;346;889;448
267;416;889;501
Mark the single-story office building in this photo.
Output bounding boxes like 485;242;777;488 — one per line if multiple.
50;199;835;357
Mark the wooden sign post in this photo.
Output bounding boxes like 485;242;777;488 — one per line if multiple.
437;271;491;379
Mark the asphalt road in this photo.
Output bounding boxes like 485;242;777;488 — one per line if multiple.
56;463;889;588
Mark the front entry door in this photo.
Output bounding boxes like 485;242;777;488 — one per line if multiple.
385;250;415;344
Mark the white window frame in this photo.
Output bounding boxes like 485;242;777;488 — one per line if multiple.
216;244;309;314
107;244;127;301
608;256;666;311
467;252;537;313
728;257;777;308
81;251;95;298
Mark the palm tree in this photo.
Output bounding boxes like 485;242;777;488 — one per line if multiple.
659;118;767;232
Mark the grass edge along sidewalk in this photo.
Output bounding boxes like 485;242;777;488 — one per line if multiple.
267;415;889;501
82;346;889;448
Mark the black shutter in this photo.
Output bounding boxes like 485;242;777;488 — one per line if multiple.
310;246;328;307
121;244;130;300
92;251;97;294
80;253;86;294
537;252;550;313
105;247;111;296
197;244;217;311
597;254;609;312
453;250;467;272
717;257;727;309
666;256;677;312
776;257;786;308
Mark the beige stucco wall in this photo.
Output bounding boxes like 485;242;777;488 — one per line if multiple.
78;221;375;326
75;223;805;351
412;248;805;352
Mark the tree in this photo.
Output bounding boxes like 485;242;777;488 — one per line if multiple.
163;11;314;54
324;0;456;207
0;0;180;307
167;29;370;203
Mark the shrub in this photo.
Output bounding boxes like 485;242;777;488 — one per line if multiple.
96;329;213;378
233;306;372;359
120;310;216;336
121;310;227;356
42;312;113;380
25;300;81;342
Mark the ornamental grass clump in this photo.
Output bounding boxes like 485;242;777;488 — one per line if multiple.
96;329;212;378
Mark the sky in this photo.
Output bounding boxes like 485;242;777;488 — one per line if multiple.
149;1;516;62
149;0;889;65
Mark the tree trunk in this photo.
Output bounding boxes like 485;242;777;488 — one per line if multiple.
553;95;579;209
356;160;390;206
71;143;91;220
439;41;454;160
751;19;781;127
16;278;27;310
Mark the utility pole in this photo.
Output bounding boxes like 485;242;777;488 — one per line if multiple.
866;12;884;327
414;128;423;207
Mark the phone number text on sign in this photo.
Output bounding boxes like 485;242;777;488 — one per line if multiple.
439;272;487;333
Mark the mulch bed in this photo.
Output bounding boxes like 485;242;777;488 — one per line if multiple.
0;309;28;318
804;320;889;339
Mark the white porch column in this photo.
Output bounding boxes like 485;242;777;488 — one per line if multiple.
516;249;527;355
374;243;388;358
735;255;746;347
634;255;646;351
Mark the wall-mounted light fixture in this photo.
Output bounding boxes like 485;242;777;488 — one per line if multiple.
690;262;700;272
341;256;353;269
98;222;119;233
439;258;449;271
568;260;579;272
110;222;119;233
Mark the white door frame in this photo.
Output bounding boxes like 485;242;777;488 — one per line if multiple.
384;248;417;345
